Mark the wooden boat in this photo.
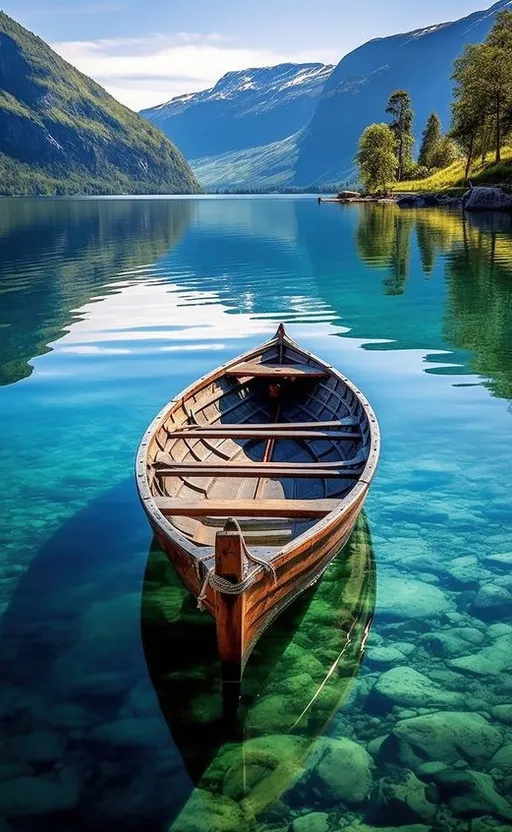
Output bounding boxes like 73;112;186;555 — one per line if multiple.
136;323;379;705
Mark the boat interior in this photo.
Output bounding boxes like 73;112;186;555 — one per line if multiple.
147;335;372;550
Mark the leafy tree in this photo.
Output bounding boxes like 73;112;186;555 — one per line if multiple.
356;123;397;193
451;45;490;178
451;11;512;168
418;113;442;168
386;90;414;180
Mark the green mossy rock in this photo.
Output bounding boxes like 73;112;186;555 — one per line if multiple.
434;769;512;820
169;789;253;832
369;769;437;824
307;736;374;805
344;825;431;832
491;706;512;726
391;712;503;767
292;812;329;832
491;744;512;769
371;667;462;709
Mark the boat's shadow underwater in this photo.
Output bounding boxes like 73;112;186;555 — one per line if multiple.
141;514;376;828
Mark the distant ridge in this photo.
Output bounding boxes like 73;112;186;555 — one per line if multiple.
140;63;333;161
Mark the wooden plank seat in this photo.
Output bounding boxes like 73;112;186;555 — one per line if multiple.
225;362;327;378
174;417;358;432
152;452;367;479
154;497;340;518
168;428;361;441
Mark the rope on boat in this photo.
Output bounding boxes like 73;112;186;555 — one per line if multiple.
197;517;277;611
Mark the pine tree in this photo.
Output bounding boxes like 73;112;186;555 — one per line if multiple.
418;113;442;169
385;90;414;181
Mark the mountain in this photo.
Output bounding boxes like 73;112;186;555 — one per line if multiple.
0;12;200;195
141;63;333;162
294;0;512;185
191;133;300;191
139;1;509;189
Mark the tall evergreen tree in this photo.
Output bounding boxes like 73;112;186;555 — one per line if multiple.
385;90;414;181
418;113;442;169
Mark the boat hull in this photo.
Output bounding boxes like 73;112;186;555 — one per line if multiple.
136;324;379;700
141;447;368;678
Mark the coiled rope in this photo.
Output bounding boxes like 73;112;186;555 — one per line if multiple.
197;517;277;610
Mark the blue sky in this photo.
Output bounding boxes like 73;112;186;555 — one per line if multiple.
3;0;499;110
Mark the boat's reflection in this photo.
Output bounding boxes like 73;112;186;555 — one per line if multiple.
141;514;375;828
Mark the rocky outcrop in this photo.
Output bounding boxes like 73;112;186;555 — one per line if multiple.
463;186;512;212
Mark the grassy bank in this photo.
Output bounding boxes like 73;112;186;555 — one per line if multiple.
390;146;512;193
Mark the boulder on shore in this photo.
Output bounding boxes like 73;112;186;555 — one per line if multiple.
463;186;512;212
398;192;462;209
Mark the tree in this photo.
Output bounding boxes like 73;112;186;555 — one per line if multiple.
418;113;442;168
431;135;459;169
356;123;398;194
451;45;490;177
386;90;414;180
451;11;512;167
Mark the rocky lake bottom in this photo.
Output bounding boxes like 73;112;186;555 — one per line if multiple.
0;196;511;832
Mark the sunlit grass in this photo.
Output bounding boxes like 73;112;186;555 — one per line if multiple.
391;146;512;192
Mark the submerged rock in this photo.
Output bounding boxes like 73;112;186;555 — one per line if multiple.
470;818;512;832
369;769;437;824
309;737;373;804
444;556;488;589
366;646;406;667
7;730;67;763
491;706;512;726
292;812;329;832
422;627;484;658
484;552;512;569
434;769;512;820
471;586;512;620
448;635;512;677
0;768;81;816
89;717;167;747
371;667;462;710
344;825;431;832
491;744;512;769
390;712;503;767
169;789;252;832
377;575;453;620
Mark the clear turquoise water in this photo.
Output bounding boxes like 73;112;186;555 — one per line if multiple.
0;197;511;831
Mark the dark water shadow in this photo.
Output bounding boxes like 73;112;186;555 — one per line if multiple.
0;479;189;831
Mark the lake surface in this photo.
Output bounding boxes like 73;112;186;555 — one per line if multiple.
0;196;511;831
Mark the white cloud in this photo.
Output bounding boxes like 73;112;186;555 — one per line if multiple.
51;33;338;111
